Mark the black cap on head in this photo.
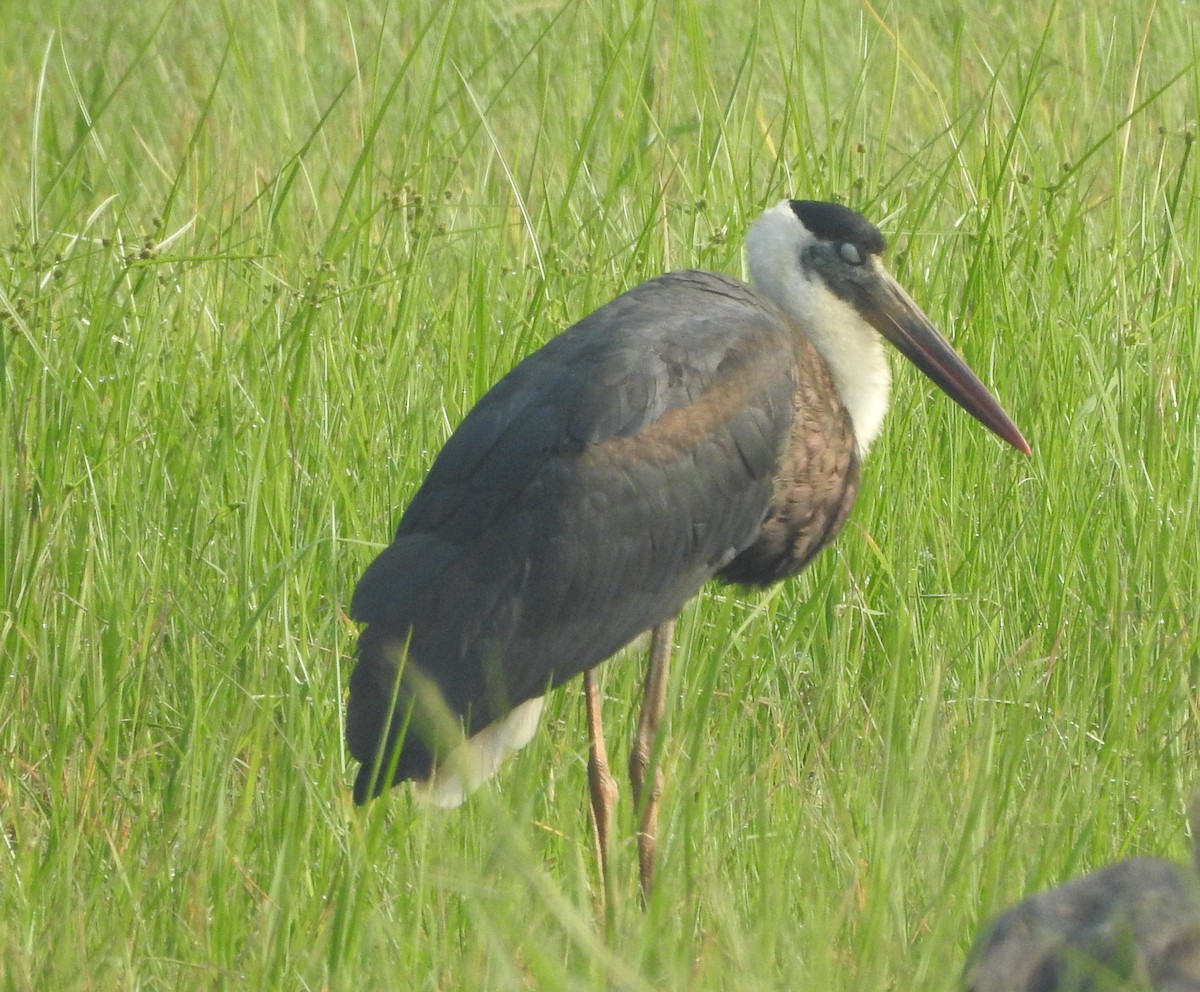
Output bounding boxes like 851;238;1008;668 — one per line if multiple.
789;200;886;256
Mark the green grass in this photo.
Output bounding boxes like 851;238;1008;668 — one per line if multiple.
3;0;1199;987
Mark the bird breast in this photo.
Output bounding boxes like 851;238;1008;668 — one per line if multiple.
716;333;861;587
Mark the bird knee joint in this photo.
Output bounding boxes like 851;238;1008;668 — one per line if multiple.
628;745;649;784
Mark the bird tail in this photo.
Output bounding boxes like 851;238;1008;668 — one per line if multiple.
347;628;546;806
346;629;431;804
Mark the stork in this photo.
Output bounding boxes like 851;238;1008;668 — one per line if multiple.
345;199;1030;900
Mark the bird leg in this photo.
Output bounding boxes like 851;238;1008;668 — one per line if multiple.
583;667;617;904
629;616;675;902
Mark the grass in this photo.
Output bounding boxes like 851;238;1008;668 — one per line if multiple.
2;0;1199;987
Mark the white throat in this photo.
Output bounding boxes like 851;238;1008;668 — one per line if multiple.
745;201;892;454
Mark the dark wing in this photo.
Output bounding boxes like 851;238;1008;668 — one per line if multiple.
347;271;799;787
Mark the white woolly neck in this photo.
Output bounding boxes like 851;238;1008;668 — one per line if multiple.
745;201;892;454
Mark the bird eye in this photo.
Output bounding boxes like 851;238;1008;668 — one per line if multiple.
838;242;864;265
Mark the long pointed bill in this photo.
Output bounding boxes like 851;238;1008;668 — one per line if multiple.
861;267;1031;455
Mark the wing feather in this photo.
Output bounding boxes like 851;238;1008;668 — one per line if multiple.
348;271;800;789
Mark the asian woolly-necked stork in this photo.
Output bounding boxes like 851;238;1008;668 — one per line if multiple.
345;199;1030;899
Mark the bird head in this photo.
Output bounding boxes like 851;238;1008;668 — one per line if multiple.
746;199;1030;456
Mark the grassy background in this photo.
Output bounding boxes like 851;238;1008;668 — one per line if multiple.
2;0;1198;987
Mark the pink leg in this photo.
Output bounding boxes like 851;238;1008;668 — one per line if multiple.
628;617;675;902
584;667;617;902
